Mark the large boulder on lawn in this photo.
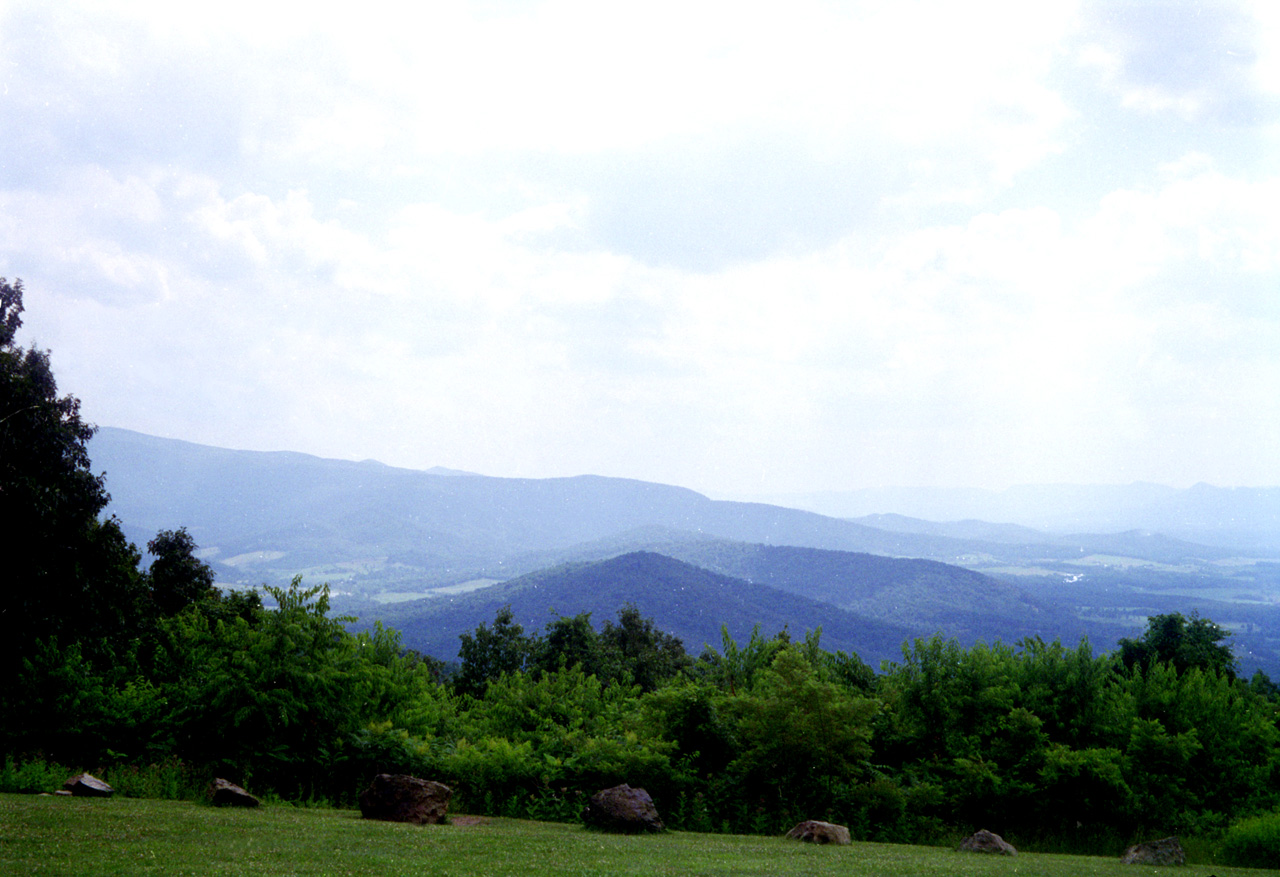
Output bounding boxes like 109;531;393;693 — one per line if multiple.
785;820;851;845
358;774;452;825
957;829;1017;855
210;778;260;807
63;773;113;797
1121;836;1185;865
582;784;665;833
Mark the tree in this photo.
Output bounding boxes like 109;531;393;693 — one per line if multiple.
0;276;146;669
534;611;602;677
1118;612;1238;680
727;648;878;821
597;603;691;691
146;527;218;616
455;606;534;697
151;576;428;799
1;276;22;347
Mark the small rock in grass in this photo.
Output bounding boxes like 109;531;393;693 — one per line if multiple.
957;829;1016;855
1120;836;1185;865
785;820;851;845
210;778;260;807
358;774;452;825
582;784;665;833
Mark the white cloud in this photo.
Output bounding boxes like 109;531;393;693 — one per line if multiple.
2;0;1279;493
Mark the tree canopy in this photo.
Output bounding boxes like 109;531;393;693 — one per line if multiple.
0;277;146;669
1118;611;1238;680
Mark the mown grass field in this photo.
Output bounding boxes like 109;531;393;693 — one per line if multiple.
1;793;1274;877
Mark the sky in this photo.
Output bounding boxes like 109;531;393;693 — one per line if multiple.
2;0;1278;498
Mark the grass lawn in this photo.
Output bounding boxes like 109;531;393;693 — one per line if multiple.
1;794;1273;877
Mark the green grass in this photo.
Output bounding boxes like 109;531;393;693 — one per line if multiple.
1;794;1273;877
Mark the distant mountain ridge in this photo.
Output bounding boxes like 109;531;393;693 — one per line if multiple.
766;484;1280;552
87;427;1010;589
639;540;1081;645
85;426;1280;678
367;551;919;667
89;427;1254;593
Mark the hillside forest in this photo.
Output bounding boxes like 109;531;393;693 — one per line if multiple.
4;275;1280;855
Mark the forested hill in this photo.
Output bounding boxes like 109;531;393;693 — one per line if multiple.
366;551;917;667
634;540;1082;647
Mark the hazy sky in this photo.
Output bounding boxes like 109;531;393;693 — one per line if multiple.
3;1;1278;496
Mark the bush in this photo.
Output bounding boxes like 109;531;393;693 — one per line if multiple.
1221;811;1280;869
442;737;545;812
0;756;210;800
97;758;211;800
0;756;72;794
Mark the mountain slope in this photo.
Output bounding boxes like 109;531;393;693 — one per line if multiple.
368;551;917;667
637;541;1082;645
87;427;1000;590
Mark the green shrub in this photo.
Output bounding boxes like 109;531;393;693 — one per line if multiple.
97;758;211;800
1221;811;1280;869
443;737;544;811
1;755;216;801
0;756;71;794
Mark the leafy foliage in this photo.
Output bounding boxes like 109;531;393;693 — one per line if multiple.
458;603;693;697
723;648;877;823
1221;811;1280;869
146;527;218;616
1118;611;1238;679
456;605;534;697
0;276;147;668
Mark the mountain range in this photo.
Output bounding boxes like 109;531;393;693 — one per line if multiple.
765;484;1280;552
87;427;1280;675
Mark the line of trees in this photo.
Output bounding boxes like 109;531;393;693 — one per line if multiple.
3;275;1280;851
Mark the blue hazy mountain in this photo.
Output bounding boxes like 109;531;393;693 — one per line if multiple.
369;551;919;666
86;426;1280;677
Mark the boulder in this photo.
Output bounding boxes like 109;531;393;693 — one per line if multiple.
957;829;1017;856
62;773;113;798
358;774;452;825
785;820;851;845
582;784;665;833
1121;836;1185;866
210;778;260;807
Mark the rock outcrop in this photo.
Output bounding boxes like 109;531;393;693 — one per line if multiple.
358;774;452;825
581;784;665;833
956;829;1017;855
63;773;113;797
1120;836;1185;865
785;820;851;845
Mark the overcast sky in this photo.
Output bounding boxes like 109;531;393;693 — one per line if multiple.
2;0;1278;497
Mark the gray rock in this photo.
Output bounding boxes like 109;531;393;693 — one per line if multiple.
582;784;665;833
1121;836;1185;865
62;773;113;797
210;778;260;807
358;774;452;825
957;829;1017;855
785;820;851;845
